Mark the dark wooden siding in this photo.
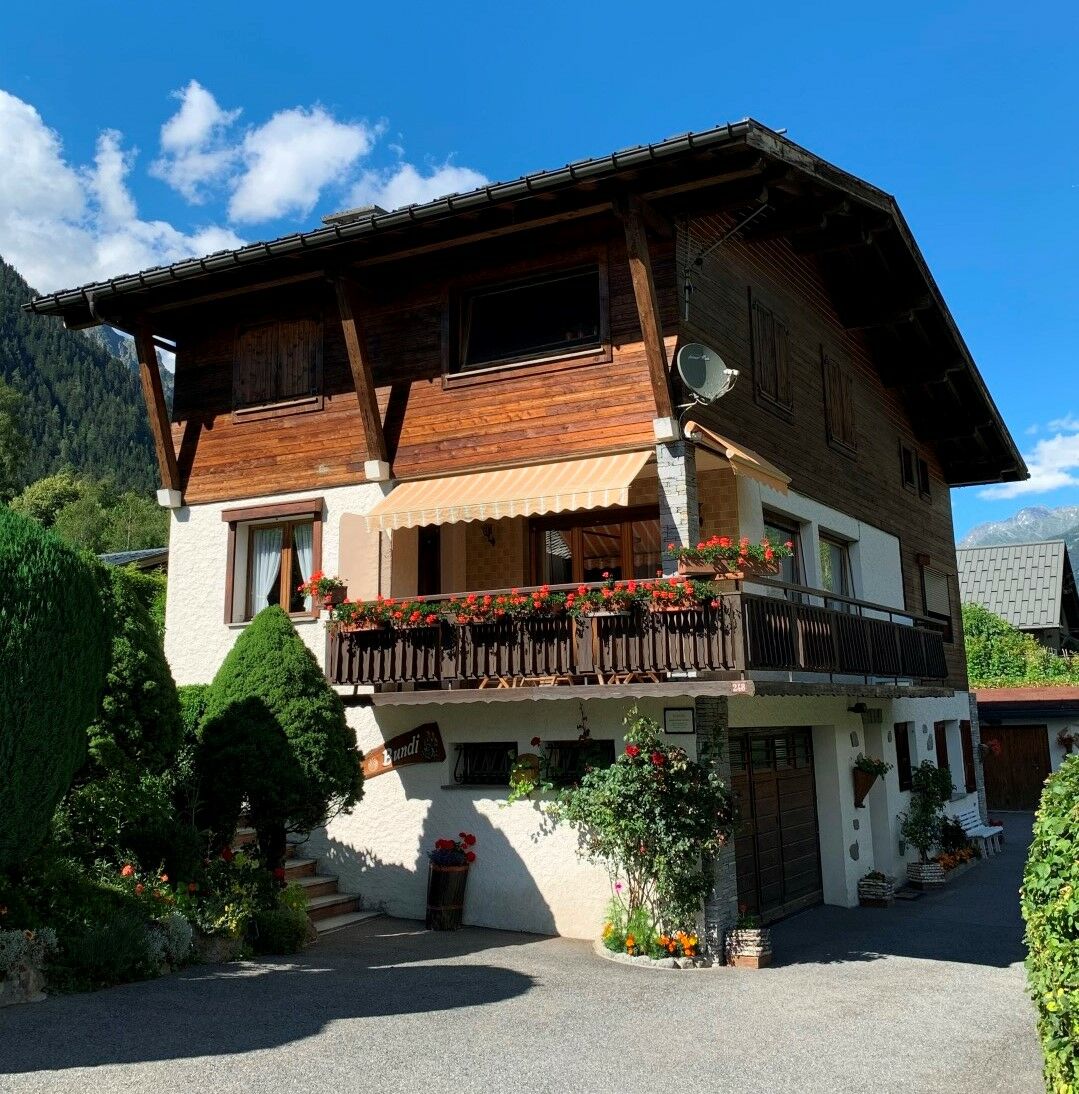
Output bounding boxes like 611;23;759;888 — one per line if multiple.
679;212;968;689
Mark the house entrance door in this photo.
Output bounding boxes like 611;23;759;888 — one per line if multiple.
980;725;1051;810
730;728;823;923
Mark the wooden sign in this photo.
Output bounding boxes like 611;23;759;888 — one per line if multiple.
363;723;445;780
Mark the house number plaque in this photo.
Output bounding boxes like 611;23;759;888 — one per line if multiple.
363;723;446;780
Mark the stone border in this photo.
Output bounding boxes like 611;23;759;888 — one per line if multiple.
592;939;719;970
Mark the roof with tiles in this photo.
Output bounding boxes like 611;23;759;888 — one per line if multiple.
956;540;1072;630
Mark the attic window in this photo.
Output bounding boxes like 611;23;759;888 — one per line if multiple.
454;266;604;373
822;351;856;454
900;442;931;501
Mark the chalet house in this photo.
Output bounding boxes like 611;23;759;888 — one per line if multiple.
957;540;1079;653
26;120;1026;944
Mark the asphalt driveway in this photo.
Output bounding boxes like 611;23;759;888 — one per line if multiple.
0;816;1042;1094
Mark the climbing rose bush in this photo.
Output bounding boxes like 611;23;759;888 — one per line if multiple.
549;707;734;932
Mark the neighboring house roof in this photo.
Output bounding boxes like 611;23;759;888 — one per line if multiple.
20;118;1026;489
98;547;169;570
975;686;1079;719
957;540;1076;631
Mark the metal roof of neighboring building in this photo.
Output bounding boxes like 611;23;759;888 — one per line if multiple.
956;540;1071;630
98;547;169;570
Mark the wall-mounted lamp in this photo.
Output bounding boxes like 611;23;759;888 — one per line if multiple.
848;702;868;715
480;522;496;547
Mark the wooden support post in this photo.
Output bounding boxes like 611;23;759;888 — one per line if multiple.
333;277;389;471
620;197;674;421
134;324;180;496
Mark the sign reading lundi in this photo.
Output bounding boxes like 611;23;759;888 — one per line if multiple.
363;723;445;780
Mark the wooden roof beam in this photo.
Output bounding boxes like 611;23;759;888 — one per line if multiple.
134;323;181;498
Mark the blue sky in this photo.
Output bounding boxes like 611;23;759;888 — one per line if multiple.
1;0;1077;538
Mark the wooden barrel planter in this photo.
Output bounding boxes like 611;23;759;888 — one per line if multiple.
426;864;469;930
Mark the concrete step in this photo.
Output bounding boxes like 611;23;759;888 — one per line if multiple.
305;892;362;922
283;857;317;879
314;910;382;935
296;875;339;899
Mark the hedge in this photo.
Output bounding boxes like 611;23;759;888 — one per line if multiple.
0;506;111;868
1021;755;1079;1092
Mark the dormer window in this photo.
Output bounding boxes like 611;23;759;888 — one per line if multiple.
452;265;605;374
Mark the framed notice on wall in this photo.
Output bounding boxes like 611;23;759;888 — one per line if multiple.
664;708;695;735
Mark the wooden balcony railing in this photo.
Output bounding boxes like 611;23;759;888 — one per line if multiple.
326;579;949;690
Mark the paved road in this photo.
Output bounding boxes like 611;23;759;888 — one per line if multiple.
0;817;1042;1094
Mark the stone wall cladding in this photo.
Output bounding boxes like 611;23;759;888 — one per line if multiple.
968;691;989;821
657;441;700;553
695;695;738;957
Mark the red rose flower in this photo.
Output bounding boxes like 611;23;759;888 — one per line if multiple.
625;744;641;758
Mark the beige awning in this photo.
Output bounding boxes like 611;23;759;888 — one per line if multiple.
686;420;791;495
364;449;654;532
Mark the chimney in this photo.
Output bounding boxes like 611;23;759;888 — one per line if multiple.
321;205;388;227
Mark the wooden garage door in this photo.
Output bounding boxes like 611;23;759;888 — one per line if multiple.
730;728;823;924
980;724;1051;811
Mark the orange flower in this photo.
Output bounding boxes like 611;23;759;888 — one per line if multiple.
160;873;169;883
121;864;135;878
135;883;145;895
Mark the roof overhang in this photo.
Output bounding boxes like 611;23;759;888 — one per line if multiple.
20;118;1026;488
975;686;1079;719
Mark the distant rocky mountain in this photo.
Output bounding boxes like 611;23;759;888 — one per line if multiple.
0;255;158;493
959;505;1079;556
86;325;174;410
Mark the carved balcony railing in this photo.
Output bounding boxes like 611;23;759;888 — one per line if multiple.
326;579;949;691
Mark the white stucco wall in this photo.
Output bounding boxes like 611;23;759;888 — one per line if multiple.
312;697;691;939
163;482;385;684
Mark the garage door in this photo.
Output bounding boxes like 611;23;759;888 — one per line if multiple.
980;724;1051;810
730;728;822;923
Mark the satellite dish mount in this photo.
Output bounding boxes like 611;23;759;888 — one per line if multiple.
675;343;739;407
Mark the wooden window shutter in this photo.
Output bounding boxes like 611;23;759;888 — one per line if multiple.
894;722;913;792
824;351;856;452
775;318;791;407
923;568;951;617
235;322;279;408
234;318;321;410
751;299;777;402
934;721;950;773
960;720;976;793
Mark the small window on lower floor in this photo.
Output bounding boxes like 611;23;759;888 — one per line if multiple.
246;520;314;619
922;566;954;643
544;739;616;786
454;742;517;786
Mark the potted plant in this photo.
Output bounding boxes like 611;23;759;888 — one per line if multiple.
425;833;477;930
297;570;347;608
852;753;893;807
1057;727;1076;755
644;576;715;613
0;928;57;1007
666;535;793;580
328;597;393;632
857;870;895;907
574;573;640;617
724;907;772;968
900;761;954;888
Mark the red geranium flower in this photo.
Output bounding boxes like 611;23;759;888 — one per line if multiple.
220;846;234;862
120;863;135;878
531;736;542;747
625;744;641;758
463;833;477;847
465;851;476;863
651;751;666;767
273;867;286;881
135;883;145;895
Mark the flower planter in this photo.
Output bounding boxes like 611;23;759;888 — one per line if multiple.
0;964;47;1007
426;863;469;930
852;768;880;808
676;559;718;578
857;875;895;907
322;586;348;608
724;927;773;969
906;861;947;889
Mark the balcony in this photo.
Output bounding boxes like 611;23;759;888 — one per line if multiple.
326;579;949;694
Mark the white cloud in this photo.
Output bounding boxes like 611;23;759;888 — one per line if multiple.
0;89;244;294
228;106;377;223
1047;413;1079;433
980;425;1079;499
149;80;240;202
348;161;489;212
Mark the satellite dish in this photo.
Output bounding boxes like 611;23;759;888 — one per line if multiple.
676;343;739;404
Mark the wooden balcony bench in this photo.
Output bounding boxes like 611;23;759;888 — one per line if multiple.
954;805;1004;857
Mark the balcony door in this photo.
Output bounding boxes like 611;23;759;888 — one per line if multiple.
530;508;661;584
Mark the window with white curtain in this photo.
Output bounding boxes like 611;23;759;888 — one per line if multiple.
245;520;314;619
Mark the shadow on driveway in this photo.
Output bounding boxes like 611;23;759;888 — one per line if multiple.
0;921;537;1075
773;813;1031;969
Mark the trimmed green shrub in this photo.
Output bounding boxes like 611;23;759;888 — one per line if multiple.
1022;755;1079;1092
116;564;167;637
178;683;211;736
200;607;363;863
0;507;110;869
252;905;310;954
965;602;1079;687
85;566;182;775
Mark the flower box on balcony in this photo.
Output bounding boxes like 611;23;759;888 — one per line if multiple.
676;559;719;578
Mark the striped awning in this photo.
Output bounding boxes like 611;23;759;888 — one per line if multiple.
364;449;654;532
685;421;791;495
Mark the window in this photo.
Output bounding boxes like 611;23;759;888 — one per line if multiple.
934;721;950;774
818;535;853;603
922;566;953;643
221;497;324;624
900;442;931;501
544;739;616;787
764;515;802;587
894;722;913;791
454;742;517;786
750;295;792;415
530;508;660;584
822;351;856;454
960;720;977;793
454;266;604;374
234;318;322;413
